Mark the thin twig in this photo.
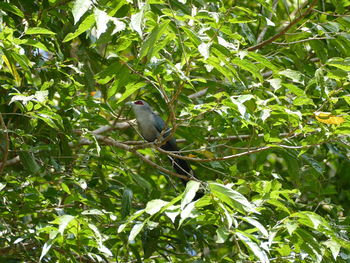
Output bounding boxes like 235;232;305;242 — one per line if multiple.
157;145;273;162
122;132;300;145
247;0;318;51
0;156;20;167
95;135;198;182
272;37;334;45
256;0;279;43
0;114;9;174
312;9;350;17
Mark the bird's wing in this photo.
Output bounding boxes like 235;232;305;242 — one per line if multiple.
153;113;167;133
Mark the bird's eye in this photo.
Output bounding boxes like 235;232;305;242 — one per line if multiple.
134;100;144;105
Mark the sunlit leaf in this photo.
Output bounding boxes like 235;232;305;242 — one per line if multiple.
314;112;345;125
327;57;350;71
39;239;54;262
63;14;95;42
181;180;201;209
2;54;21;86
216;226;230;243
323;240;341;260
145;199;168;215
72;0;92;24
279;69;304;84
121;188;133;218
25;27;56;35
139;20;170;60
117;82;146;103
50;215;76;235
198;42;211;60
210;182;257;214
14;39;50;52
129;222;146;242
236;232;270;263
130;7;146;38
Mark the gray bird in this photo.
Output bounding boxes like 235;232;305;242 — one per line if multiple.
127;100;193;183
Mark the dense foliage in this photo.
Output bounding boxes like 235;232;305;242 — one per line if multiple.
1;0;350;262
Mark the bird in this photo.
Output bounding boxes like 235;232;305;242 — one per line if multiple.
127;100;194;184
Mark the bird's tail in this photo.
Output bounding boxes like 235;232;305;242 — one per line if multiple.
161;141;192;182
171;157;192;179
161;140;204;200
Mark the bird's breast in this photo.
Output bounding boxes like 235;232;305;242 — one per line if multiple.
136;112;160;142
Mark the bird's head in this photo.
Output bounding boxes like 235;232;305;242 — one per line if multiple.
133;100;146;106
126;100;152;113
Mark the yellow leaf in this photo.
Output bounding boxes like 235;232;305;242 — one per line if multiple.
314;112;345;125
194;150;214;158
2;54;21;86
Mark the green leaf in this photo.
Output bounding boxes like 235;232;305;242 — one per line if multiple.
95;62;121;84
107;65;131;98
61;183;71;194
89;223;113;256
181;181;201;209
118;209;145;233
293;96;314;106
182;27;201;45
72;0;92;24
14;39;50;52
327;57;350;71
94;9;109;38
279;69;304;84
19;151;40;173
63;14;95;42
301;154;324;176
25;27;56;35
284;221;298;235
216;226;230;243
145;199;168;215
267;78;282;91
0;2;24;17
142;228;160;258
242;216;268;236
209;182;257;214
198;42;211;60
323;240;341;260
164;205;180;223
129;222;146;241
117;82;146;103
207;57;236;82
39;239;54;262
131;172;153;192
50;215;76;235
139;20;170;60
121;188;133;218
315;68;325;87
295;228;322;260
291;211;327;230
309;40;328;63
236;232;269;263
248;52;279;72
130;7;146;38
0;183;6;192
180;201;198;225
233;57;262;82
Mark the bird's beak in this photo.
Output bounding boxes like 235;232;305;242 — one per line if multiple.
125;101;133;106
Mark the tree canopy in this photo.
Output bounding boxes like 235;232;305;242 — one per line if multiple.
1;0;350;262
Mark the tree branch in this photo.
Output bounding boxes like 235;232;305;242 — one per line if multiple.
85;135;197;182
122;132;300;145
247;0;318;51
272;37;334;45
0;113;10;174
